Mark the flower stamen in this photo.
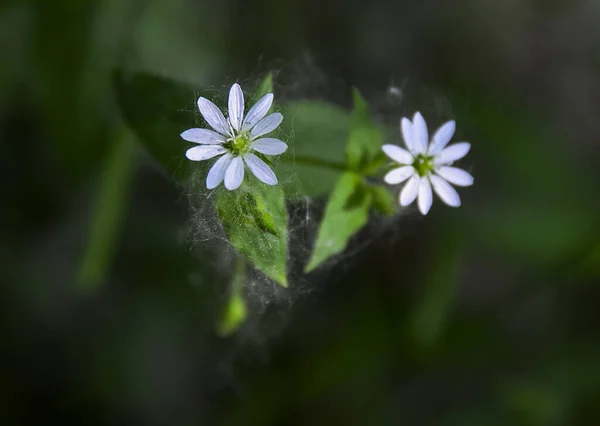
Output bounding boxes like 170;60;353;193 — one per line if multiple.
226;132;252;156
413;153;434;177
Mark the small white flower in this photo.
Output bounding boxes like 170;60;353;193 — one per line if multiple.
382;112;474;215
181;83;288;190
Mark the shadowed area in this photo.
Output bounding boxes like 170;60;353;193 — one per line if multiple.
1;0;600;425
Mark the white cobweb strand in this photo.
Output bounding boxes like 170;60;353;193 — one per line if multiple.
185;159;319;341
183;72;414;342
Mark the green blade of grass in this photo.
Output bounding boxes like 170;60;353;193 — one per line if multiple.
77;125;136;291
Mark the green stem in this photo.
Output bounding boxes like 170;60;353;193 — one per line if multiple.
217;256;248;336
293;155;348;172
361;154;389;177
293;154;388;178
77;126;136;291
232;256;247;295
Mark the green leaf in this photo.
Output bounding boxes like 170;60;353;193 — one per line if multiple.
305;173;372;272
113;70;209;183
114;70;361;198
345;88;382;171
215;183;288;286
114;70;355;197
368;185;396;216
239;191;280;237
253;73;273;100
277;101;352;197
218;258;248;336
115;71;289;285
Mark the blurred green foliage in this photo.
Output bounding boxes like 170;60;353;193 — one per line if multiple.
77;126;136;291
2;0;600;425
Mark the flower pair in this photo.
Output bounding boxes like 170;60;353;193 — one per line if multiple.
180;83;287;190
181;83;473;215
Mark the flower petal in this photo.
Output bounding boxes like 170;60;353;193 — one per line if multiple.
436;166;474;187
224;156;244;190
185;145;226;161
250;113;283;139
180;128;226;144
418;177;433;215
197;97;231;136
242;93;273;132
430;175;461;207
228;83;244;132
244;153;277;185
206;153;233;189
400;175;420;206
251;138;288;155
401;117;415;151
428;120;456;154
412;112;428;154
384;166;415;184
382;144;413;164
434;143;471;165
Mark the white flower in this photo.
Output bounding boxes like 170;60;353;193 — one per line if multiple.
382;112;474;215
180;83;288;190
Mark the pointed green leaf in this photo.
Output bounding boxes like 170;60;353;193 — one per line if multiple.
305;173;372;272
215;183;288;286
277;101;352;197
369;185;396;216
345;88;382;171
253;73;273;100
113;70;211;183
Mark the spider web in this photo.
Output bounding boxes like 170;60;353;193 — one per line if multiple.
180;57;440;342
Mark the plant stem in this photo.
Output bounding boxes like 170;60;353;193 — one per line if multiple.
293;155;348;172
360;152;389;177
217;256;248;336
293;155;387;178
232;256;247;295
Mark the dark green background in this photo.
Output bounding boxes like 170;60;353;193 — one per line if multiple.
2;0;600;425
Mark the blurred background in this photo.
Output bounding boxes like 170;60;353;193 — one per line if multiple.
2;0;600;425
